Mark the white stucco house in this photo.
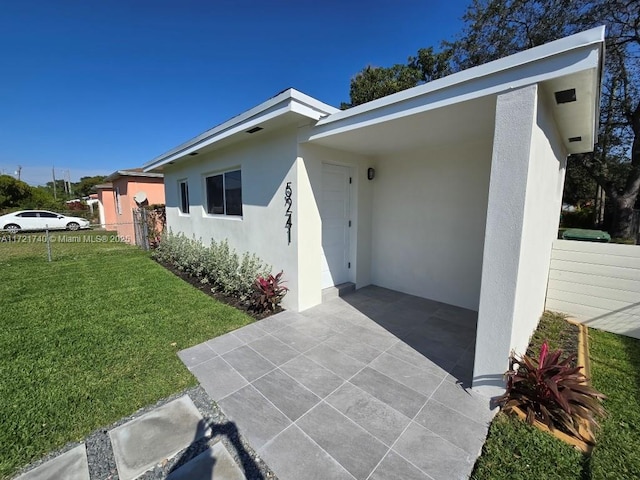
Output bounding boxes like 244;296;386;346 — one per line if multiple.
144;27;605;394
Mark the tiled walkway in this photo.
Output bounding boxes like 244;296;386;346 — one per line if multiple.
180;286;495;480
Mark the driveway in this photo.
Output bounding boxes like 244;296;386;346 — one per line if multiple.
179;286;494;480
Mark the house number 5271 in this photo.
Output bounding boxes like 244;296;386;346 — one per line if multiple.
285;182;292;244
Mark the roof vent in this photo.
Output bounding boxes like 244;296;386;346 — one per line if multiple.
554;89;577;104
569;136;582;143
246;126;263;134
189;152;199;156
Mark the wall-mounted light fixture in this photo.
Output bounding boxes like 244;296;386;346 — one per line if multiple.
367;168;376;180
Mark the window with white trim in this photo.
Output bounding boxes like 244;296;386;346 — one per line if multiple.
205;170;242;216
179;180;190;214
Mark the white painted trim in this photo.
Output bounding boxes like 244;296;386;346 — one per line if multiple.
144;89;337;171
316;27;604;128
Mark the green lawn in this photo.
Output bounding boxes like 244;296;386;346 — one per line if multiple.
472;313;640;479
0;232;254;479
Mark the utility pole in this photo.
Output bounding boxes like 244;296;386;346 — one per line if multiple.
52;166;57;199
16;165;22;181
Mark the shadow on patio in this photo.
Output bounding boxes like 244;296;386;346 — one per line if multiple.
180;285;494;480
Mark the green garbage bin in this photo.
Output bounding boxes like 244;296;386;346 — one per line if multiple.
562;228;611;242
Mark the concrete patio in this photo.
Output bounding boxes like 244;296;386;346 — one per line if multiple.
180;286;495;480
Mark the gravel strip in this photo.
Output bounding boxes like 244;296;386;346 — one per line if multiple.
16;386;277;480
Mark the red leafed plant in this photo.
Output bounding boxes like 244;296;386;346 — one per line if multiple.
250;271;288;312
495;342;606;441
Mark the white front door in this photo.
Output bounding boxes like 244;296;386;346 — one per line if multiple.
321;164;351;288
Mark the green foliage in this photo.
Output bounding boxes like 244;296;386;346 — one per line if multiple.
561;206;596;229
471;413;585;480
450;0;640;238
342;47;452;108
0;236;253;478
496;342;606;440
587;330;640;478
250;271;288;312
152;231;271;300
474;315;640;479
0;175;32;209
74;175;106;197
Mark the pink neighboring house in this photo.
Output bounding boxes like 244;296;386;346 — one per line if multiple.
96;168;165;245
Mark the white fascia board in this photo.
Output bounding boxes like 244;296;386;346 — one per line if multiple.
144;88;337;172
312;27;605;137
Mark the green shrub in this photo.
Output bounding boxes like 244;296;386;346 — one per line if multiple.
560;207;595;229
153;231;271;301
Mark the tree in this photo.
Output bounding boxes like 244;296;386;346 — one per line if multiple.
449;0;640;238
342;48;453;108
343;0;640;237
0;175;32;210
75;175;106;198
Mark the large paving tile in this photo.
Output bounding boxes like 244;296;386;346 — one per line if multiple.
256;310;305;333
304;344;366;380
166;442;245;480
349;367;427;418
247;335;299;366
190;356;248;401
218;385;291;450
205;333;245;355
260;425;353;480
270;325;320;352
297;402;388;480
178;343;217;368
15;444;90;480
326;382;411;446
385;342;450;379
370;352;443;397
279;355;344;398
253;369;321;421
414;400;488;455
232;322;267;344
369;450;431;480
431;380;495;424
323;333;383;364
288;316;339;341
393;422;474;480
221;345;275;382
109;396;206;480
340;324;399;351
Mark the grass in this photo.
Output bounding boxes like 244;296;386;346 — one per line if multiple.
472;312;640;479
0;231;254;479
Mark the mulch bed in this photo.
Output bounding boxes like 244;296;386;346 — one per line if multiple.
155;259;282;321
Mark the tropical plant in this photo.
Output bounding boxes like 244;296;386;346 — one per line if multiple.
250;271;288;312
495;342;606;441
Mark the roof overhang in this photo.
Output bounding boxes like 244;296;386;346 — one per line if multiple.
144;89;339;172
105;170;164;182
307;27;605;156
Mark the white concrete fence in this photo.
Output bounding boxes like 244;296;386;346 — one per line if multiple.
545;239;640;339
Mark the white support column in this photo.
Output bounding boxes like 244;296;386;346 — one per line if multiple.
473;85;538;397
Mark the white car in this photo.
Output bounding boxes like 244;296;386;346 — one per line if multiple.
0;210;91;233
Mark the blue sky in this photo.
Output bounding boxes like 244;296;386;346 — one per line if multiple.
0;0;469;185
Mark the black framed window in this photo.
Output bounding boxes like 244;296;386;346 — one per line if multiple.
179;180;190;214
205;170;242;216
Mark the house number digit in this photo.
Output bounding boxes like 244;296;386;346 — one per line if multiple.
285;182;293;245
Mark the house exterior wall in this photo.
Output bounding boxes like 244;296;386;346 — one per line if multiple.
163;127;301;310
511;92;567;350
109;177;165;244
296;141;374;308
546;240;640;339
97;187;117;232
474;85;567;395
370;140;492;310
